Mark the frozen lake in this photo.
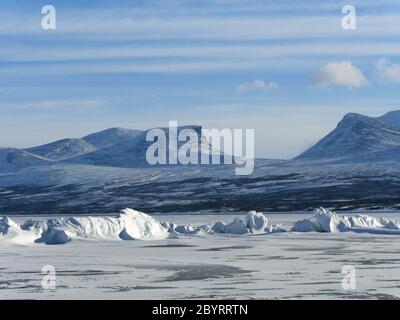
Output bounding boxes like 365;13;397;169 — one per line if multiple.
1;212;400;299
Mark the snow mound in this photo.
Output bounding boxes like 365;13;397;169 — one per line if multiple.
212;211;285;235
119;208;169;240
161;221;212;235
35;208;169;244
36;227;72;245
161;211;284;236
0;216;39;246
292;207;400;234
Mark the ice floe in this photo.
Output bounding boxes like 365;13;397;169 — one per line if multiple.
292;207;400;234
162;211;284;236
35;208;170;244
211;211;285;235
169;223;212;235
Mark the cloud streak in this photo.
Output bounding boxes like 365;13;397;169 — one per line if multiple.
4;42;400;63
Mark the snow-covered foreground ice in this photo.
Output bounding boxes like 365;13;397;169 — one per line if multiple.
0;209;285;245
1;210;400;299
1;208;400;245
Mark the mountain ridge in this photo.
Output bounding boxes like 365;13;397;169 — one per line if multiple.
3;110;400;173
0;125;214;172
296;110;400;160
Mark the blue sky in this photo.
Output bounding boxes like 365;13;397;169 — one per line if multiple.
1;0;400;158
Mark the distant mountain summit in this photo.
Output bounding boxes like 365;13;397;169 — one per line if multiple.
296;110;400;160
82;127;142;149
66;125;218;168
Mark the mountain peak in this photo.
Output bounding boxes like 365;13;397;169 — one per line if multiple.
339;112;373;124
82;127;142;149
377;109;400;128
296;112;400;160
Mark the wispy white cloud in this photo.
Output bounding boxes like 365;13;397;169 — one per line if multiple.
376;58;400;83
4;97;120;110
236;79;279;93
312;61;368;88
0;58;322;76
35;99;105;109
2;7;400;41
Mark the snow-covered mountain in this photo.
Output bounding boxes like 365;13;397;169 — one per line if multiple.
66;125;220;168
3;113;400;214
0;125;218;173
296;112;400;160
25;128;143;161
27;138;96;161
0;127;144;173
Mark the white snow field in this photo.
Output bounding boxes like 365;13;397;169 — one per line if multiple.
1;209;400;299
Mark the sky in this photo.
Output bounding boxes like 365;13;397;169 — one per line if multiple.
1;0;400;158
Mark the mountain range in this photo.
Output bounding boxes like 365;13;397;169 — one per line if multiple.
2;110;400;214
0;125;218;173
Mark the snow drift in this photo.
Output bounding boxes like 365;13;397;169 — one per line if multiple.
292;207;400;234
0;209;170;245
0;216;40;245
36;208;169;244
211;211;285;235
161;222;211;235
